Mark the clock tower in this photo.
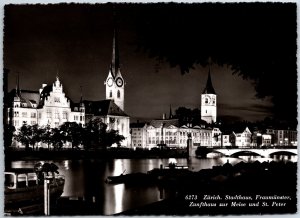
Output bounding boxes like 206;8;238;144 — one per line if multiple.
201;69;217;124
105;29;125;111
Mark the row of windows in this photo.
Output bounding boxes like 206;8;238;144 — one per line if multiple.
14;111;37;118
74;115;84;121
109;90;121;98
45;111;69;119
13;120;36;126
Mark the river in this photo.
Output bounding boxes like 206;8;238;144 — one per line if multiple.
8;154;297;215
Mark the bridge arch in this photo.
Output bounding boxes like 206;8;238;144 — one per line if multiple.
229;150;262;157
268;151;297;156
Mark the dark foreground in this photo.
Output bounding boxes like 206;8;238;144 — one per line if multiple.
119;161;297;215
5;148;187;162
49;160;297;215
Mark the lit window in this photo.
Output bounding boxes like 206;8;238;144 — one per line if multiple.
47;110;51;118
63;111;67;119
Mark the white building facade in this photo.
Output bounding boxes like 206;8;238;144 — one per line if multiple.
8;76;85;130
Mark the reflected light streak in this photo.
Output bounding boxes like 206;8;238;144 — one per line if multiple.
113;184;125;214
113;159;124;176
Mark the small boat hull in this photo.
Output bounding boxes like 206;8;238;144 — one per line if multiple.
5;178;65;215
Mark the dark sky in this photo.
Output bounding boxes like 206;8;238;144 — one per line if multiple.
4;3;297;123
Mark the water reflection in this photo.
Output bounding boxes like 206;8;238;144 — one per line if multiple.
104;184;125;214
8;155;297;215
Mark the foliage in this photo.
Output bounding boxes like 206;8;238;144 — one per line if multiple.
40;125;52;150
174;107;204;126
13;118;125;151
14;122;43;151
60;122;84;149
4;123;15;150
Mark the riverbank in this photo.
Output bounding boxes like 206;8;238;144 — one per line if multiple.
120;161;297;215
5;148;188;161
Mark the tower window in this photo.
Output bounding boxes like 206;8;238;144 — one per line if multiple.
109;90;112;98
205;98;208;104
206;110;207;114
117;90;120;98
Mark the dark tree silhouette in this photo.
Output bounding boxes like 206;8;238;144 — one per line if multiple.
14;123;42;151
41;124;52;150
83;118;125;149
118;3;296;122
60;122;84;149
174;107;204;126
4;123;15;150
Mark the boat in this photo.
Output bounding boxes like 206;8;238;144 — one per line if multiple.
4;163;65;215
105;170;154;185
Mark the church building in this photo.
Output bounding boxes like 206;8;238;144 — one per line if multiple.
201;69;217;124
83;29;131;147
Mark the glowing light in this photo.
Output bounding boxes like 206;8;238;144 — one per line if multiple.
64;160;69;170
168;158;177;165
113;159;124;176
113;184;125;214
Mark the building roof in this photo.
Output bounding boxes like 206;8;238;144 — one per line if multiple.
202;69;216;94
83;99;128;117
130;122;147;128
7;89;40;108
38;85;53;108
149;119;179;128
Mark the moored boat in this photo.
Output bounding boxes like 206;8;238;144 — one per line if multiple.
105;172;151;184
4;163;65;215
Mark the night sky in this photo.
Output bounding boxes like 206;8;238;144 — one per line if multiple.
3;3;297;123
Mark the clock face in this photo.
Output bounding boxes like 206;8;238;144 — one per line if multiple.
205;96;211;104
107;78;113;87
116;77;124;87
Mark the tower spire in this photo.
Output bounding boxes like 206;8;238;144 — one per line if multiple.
16;72;20;96
110;8;120;78
202;67;216;94
169;104;173;119
80;85;83;103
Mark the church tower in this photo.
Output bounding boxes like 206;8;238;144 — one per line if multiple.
201;68;217;124
105;29;125;111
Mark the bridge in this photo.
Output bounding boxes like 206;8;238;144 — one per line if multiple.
212;148;298;157
190;146;298;158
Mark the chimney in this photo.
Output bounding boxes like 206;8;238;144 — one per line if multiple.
162;113;166;120
39;83;47;94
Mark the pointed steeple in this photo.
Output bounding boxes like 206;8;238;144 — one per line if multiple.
202;68;216;94
80;85;83;103
15;72;21;97
169;105;173;119
79;85;85;109
110;24;120;78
